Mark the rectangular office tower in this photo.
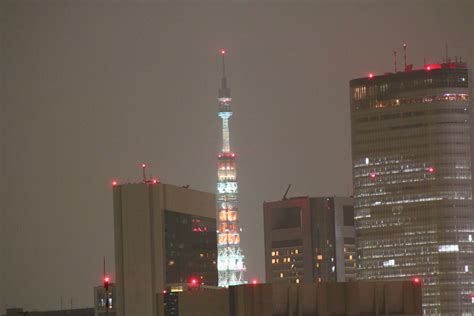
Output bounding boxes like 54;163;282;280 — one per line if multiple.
263;196;355;285
113;182;217;316
350;61;473;315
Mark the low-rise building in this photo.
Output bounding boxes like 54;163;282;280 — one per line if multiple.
156;281;422;316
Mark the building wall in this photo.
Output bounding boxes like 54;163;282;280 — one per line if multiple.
350;66;474;315
4;308;95;316
158;282;422;316
113;183;216;316
264;196;354;285
93;284;116;316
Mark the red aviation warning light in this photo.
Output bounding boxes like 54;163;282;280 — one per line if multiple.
112;181;118;186
427;166;435;174
368;73;374;79
251;278;258;285
103;276;110;290
189;277;199;286
412;277;422;285
221;49;226;55
370;172;377;180
425;63;442;71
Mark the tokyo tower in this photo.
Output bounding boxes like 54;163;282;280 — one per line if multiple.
216;49;246;287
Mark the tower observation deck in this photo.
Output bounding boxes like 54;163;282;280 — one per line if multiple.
216;50;246;287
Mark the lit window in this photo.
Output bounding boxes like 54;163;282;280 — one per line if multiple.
280;273;284;278
276;251;279;256
438;244;459;253
317;255;323;260
168;261;175;266
296;278;300;284
295;249;299;254
316;263;319;268
469;235;472;242
272;259;276;264
272;251;275;257
349;255;353;261
465;265;469;272
200;253;204;258
318;277;321;283
283;258;287;263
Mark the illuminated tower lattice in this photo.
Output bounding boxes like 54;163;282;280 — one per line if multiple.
216;49;246;287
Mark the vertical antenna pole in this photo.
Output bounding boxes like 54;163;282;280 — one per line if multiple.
403;43;407;71
445;42;449;63
221;50;226;77
393;50;397;72
141;163;147;183
60;296;63;310
103;256;106;278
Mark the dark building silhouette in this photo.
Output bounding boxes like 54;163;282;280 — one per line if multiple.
112;182;217;316
263;196;355;285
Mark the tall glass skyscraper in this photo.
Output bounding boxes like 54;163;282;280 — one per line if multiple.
216;50;246;287
350;61;473;315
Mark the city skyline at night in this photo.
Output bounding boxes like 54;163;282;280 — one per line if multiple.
1;1;473;313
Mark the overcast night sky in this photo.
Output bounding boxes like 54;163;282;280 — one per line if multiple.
1;0;473;312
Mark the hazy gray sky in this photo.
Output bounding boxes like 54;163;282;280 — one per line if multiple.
1;0;473;312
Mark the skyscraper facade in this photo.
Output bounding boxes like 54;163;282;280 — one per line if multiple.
113;182;217;316
350;60;473;315
216;50;246;287
263;196;356;285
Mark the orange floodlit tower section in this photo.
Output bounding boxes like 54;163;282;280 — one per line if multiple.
216;49;246;287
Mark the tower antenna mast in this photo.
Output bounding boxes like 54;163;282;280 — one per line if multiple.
221;49;226;77
403;43;407;70
393;50;397;72
141;163;147;183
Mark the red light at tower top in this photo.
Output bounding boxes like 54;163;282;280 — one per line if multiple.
104;276;110;283
221;49;226;55
368;73;374;79
112;181;118;186
427;166;435;173
141;163;146;168
251;278;258;285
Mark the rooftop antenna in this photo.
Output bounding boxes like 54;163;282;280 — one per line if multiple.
393;50;398;72
103;256;106;279
221;49;226;78
282;184;292;200
403;43;407;71
445;42;449;63
141;163;147;183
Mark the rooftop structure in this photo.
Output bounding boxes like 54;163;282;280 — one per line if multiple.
156;281;422;316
